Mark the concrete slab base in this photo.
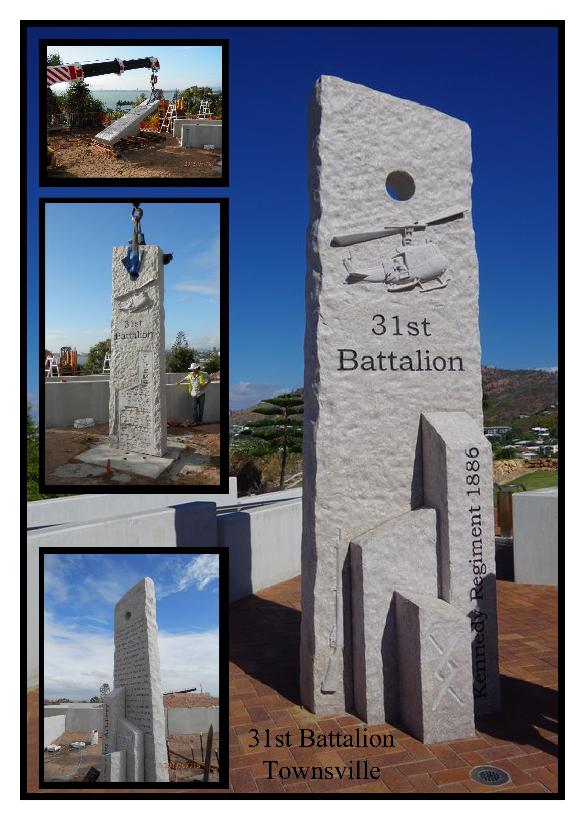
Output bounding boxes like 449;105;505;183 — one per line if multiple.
50;463;133;484
76;444;182;479
168;451;212;480
52;464;106;479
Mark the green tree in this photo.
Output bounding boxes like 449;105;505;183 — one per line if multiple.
27;403;41;501
84;339;111;375
494;446;518;461
166;330;196;373
99;683;110;701
180;86;222;118
204;353;220;374
47;52;63;119
133;92;147;107
89;696;100;703
59;79;104;117
244;393;303;489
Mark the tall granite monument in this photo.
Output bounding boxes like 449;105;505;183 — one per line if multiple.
300;76;500;742
108;244;167;457
102;577;169;782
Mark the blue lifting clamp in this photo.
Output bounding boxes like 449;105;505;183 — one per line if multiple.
122;204;145;280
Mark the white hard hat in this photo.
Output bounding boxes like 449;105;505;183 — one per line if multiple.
188;362;200;370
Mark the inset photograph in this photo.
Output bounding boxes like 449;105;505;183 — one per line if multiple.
40;551;227;787
39;199;228;493
43;41;226;185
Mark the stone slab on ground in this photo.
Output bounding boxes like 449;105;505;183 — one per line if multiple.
422;411;500;715
93;100;160;145
350;508;437;725
395;590;475;744
76;443;181;479
300;76;488;716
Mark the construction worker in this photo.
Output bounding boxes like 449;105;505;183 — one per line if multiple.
176;363;210;426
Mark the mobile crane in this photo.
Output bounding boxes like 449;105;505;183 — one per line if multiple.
47;56;160;166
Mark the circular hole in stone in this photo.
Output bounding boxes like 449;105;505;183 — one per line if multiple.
124;611;131;620
385;170;415;201
469;765;511;787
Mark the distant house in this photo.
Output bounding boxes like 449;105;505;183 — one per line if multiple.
538;443;558;456
484;426;512;437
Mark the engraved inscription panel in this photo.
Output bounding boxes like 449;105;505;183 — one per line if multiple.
114;612;153;733
109;246;167;456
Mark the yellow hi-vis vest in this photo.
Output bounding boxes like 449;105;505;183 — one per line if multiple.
187;371;208;395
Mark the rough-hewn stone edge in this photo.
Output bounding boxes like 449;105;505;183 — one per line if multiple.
300;75;325;715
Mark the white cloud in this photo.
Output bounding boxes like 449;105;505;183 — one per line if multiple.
44;612;220;700
159;627;220;696
172;283;220;296
229;381;288;410
157;554;219;598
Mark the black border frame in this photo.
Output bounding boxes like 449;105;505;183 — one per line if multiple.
40;38;229;188
22;18;564;800
38;197;230;496
38;547;230;791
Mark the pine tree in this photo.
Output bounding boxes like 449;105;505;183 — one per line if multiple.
166;330;196;373
244;393;303;489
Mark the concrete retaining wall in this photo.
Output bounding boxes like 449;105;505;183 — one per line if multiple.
27;480;237;530
218;498;302;601
44;705;104;732
27;503;217;690
166;706;219;735
173;119;222;140
44;714;66;747
513;488;558;585
181;123;222;149
44;706;217;738
45;375;220;428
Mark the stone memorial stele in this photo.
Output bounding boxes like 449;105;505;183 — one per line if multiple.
300;76;500;743
108;245;167;457
102;577;169;782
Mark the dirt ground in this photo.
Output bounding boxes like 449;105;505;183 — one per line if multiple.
493;457;558;485
44;423;221;486
47;128;222;179
43;729;219;784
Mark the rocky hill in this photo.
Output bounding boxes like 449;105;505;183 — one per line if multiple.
482;367;558;425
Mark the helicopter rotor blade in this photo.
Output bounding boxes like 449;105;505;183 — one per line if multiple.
381;207;470;231
331;207;470;247
424;206;469;226
330;227;402;247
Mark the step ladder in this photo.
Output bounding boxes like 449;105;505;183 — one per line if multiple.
45;355;60;378
103;352;111;373
160;104;177;133
198;99;211;118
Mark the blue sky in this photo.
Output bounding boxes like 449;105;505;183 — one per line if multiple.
28;25;559;411
48;44;222;91
44;552;220;700
44;202;220;354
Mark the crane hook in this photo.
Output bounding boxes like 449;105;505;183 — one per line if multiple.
122;203;145;280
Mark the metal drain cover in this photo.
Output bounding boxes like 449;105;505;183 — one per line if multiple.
470;765;511;786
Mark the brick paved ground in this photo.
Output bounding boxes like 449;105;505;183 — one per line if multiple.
26;576;558;796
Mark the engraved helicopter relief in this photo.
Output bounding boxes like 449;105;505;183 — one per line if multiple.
330;207;468;294
116;286;153;313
